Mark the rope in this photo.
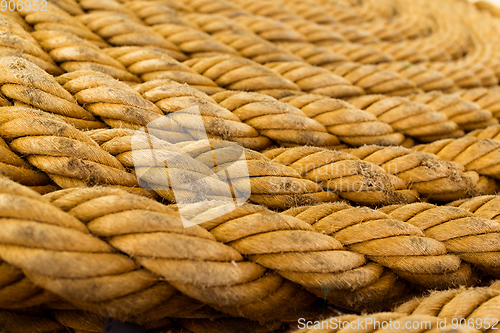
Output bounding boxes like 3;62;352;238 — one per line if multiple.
0;14;63;76
280;93;405;146
212;91;344;148
458;88;500;119
380;202;500;278
264;146;419;206
76;9;188;61
379;61;457;92
138;81;272;150
408;91;498;132
345;145;485;202
394;281;500;319
347;94;462;142
104;46;225;95
448;195;500;222
0;56;106;130
183;54;302;99
412;137;500;180
283;203;470;290
18;1;107;48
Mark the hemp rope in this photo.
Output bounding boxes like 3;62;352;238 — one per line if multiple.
347;94;462;142
183;199;408;314
0;109;146;193
458;88;500;119
31;30;141;83
378;61;457;93
183;54;302;99
408;91;498;132
466;124;500;140
212;90;344;148
394;281;500;320
372;41;430;64
413;137;500;180
123;1;247;59
283;203;470;291
0;14;63;76
280;93;405;147
0;177;61;310
17;1;108;48
275;42;350;70
0;184;283;322
427;61;498;89
184;11;419;97
264;61;365;98
0;56;106;130
380;203;500;278
344;145;493;202
103;46;225;95
0;106;69;194
447;195;500;222
263;146;419;206
137;81;272;150
171;139;339;209
77;10;188;62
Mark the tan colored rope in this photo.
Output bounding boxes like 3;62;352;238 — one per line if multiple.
18;1;108;48
212;91;344;148
0;310;66;333
183;54;302;99
31;30;141;83
427;61;498;88
0;177;60;309
186;200;407;314
394;282;500;320
280;93;405;146
413;137;500;180
345;145;489;202
0;186;272;322
264;146;419;205
176;139;339;209
264;61;365;98
0;56;106;130
378;62;457;93
103;46;225;95
328;62;420;96
0;14;63;76
347;94;462;142
137;81;272;150
380;203;500;278
466;124;500;141
448;195;500;222
76;9;188;61
408;91;498;132
275;42;350;70
0;110;143;193
284;203;470;290
458;88;500;119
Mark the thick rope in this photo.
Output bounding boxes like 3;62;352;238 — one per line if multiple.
380;203;500;278
347;94;462;142
17;1;107;48
413;137;500;180
345;145;486;202
183;54;302;99
104;46;225;95
280;93;405;146
408;91;498;132
264;146;419;206
458;88;500;119
137;81;272;150
284;203;470;290
0;14;63;76
394;281;500;320
448;195;500;222
0;56;106;130
212;91;344;148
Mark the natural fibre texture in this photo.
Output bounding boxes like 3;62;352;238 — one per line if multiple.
2;0;500;331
